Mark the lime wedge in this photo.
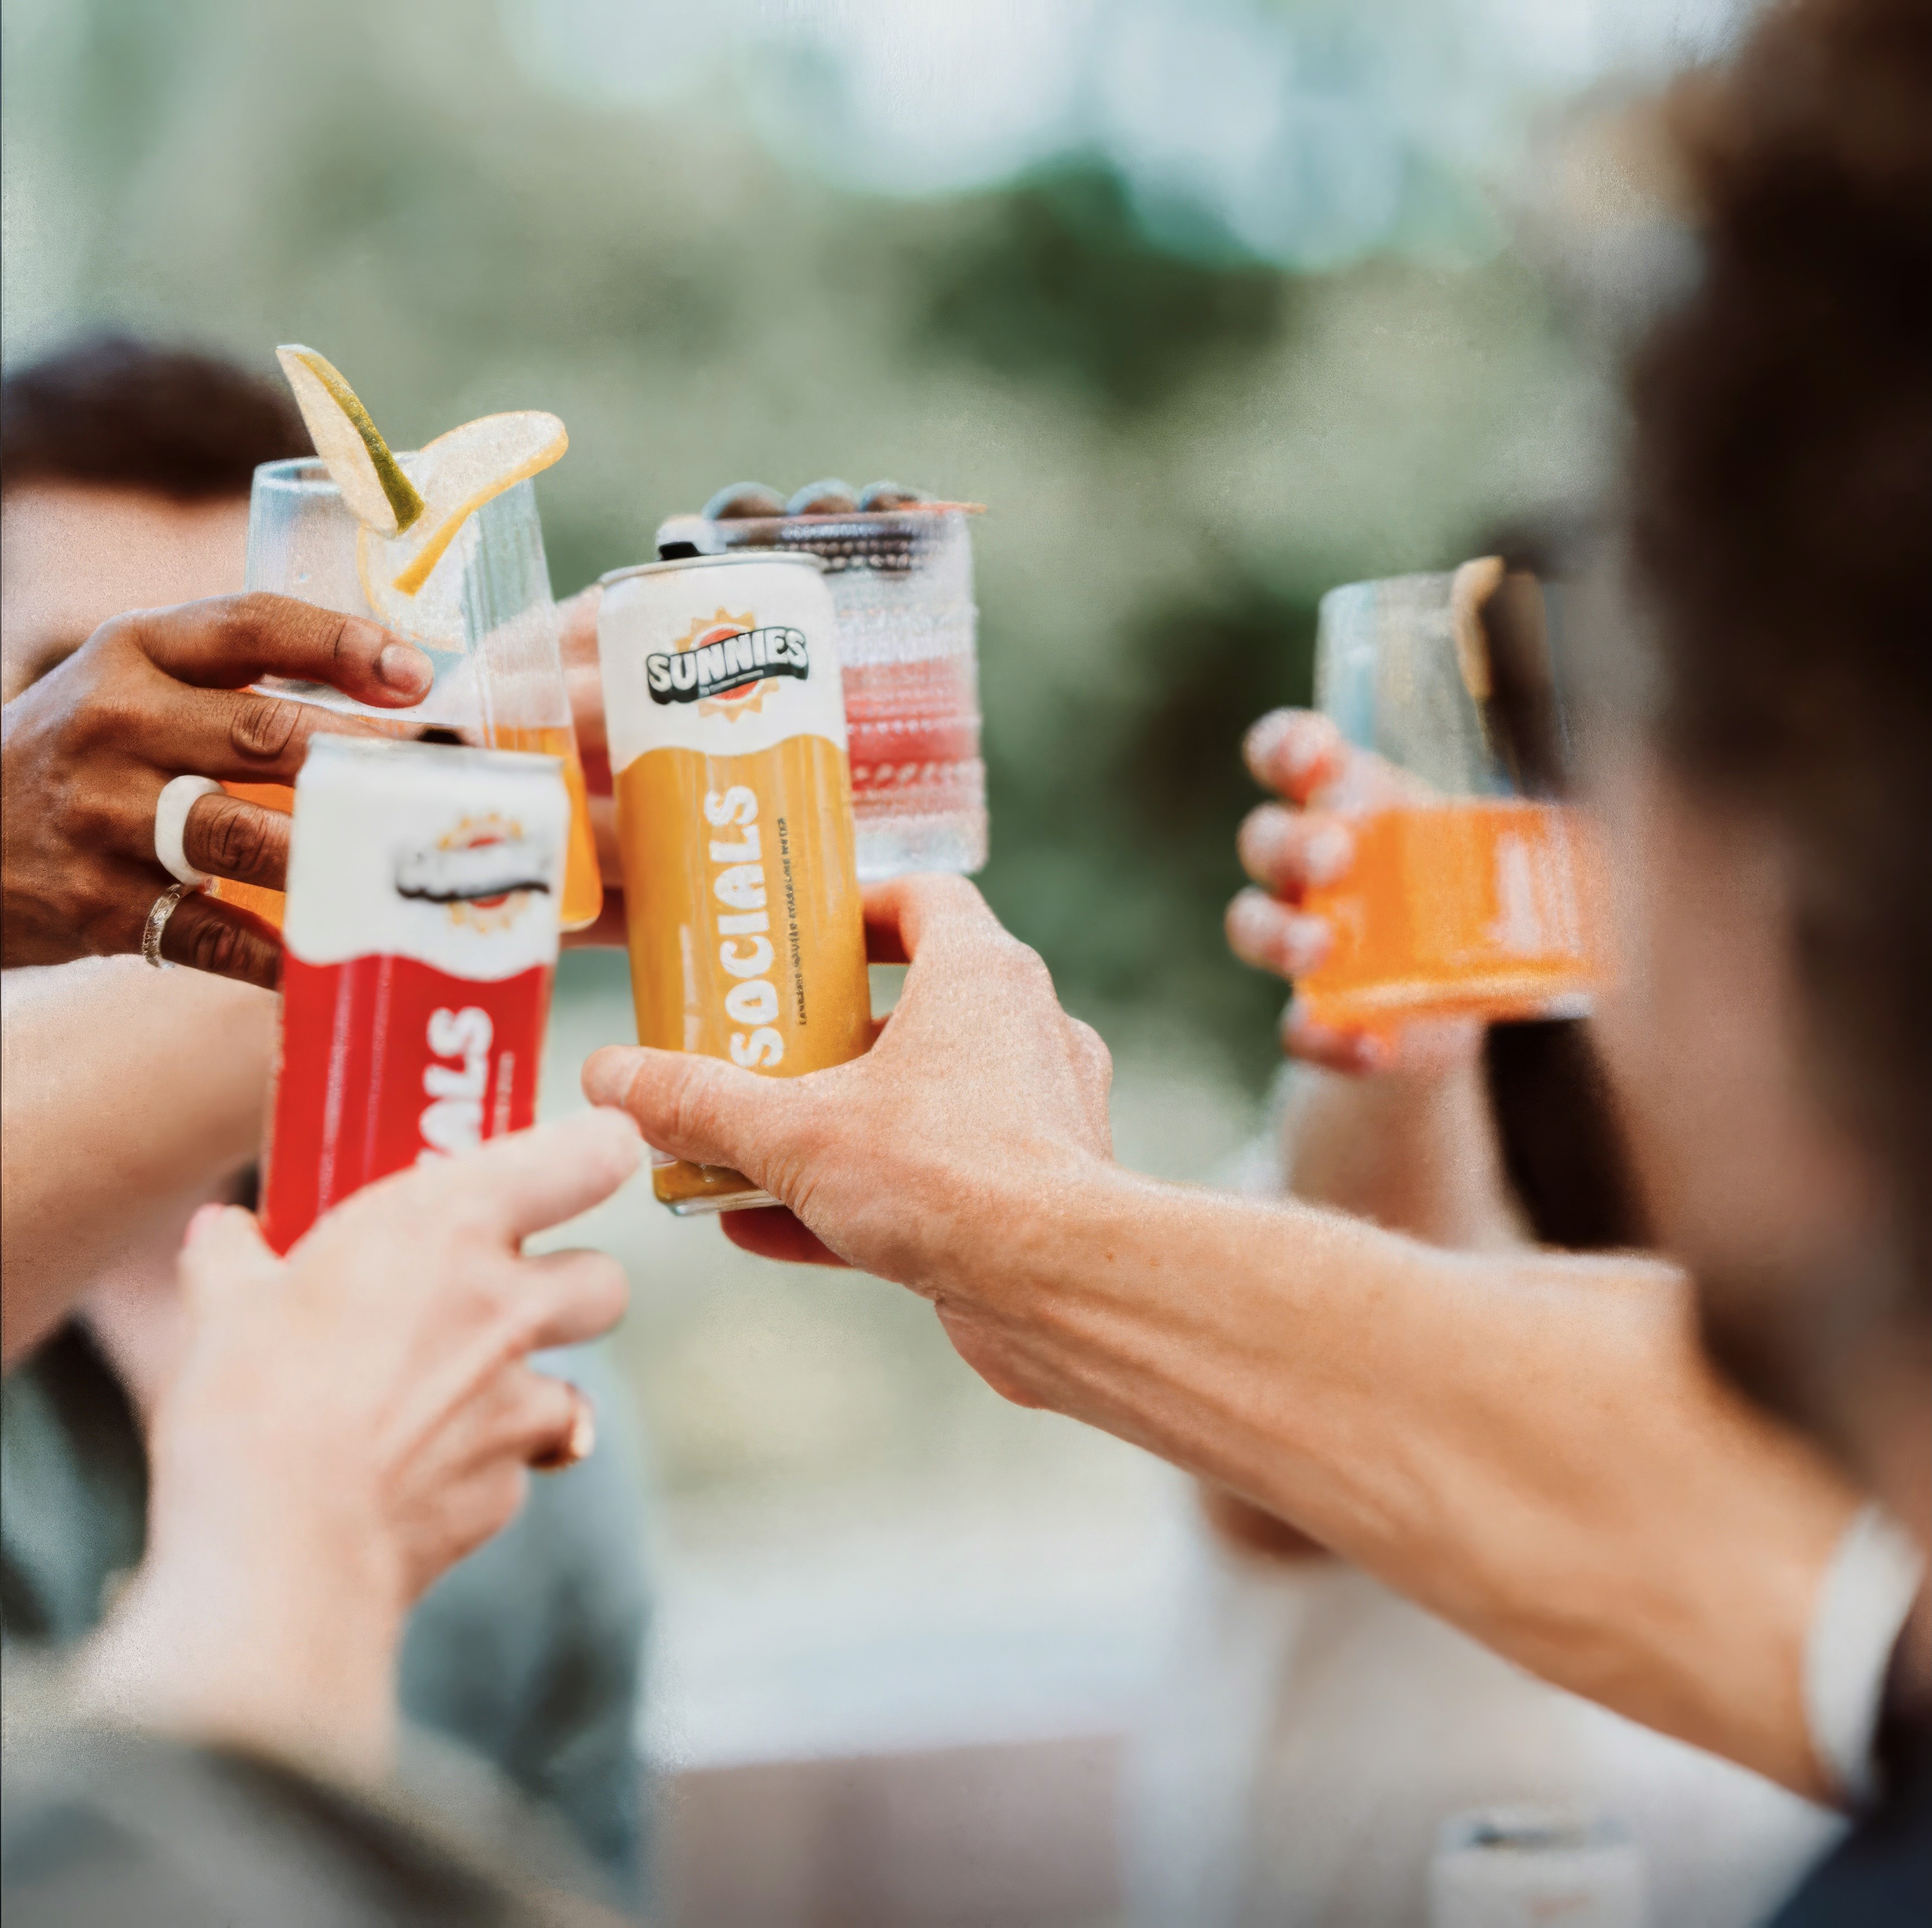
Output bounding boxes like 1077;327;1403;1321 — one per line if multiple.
275;345;424;535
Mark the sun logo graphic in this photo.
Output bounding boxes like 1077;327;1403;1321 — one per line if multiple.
393;813;554;932
645;607;812;715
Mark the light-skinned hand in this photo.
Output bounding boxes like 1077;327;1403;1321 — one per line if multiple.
583;873;1111;1284
1226;705;1484;1079
76;1109;640;1780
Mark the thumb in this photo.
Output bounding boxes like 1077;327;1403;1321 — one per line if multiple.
178;1202;283;1312
582;1045;795;1180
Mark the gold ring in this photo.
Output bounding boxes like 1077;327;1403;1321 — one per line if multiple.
530;1388;597;1474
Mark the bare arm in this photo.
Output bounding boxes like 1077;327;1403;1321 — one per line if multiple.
587;873;1857;1800
1;958;274;1368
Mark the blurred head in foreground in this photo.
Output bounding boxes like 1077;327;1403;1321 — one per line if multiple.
1597;0;1929;1504
0;334;307;700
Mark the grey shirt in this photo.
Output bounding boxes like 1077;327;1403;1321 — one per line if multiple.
1;1323;653;1910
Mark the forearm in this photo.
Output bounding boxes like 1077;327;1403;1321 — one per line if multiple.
1;959;274;1365
1277;1051;1524;1250
941;1157;1855;1797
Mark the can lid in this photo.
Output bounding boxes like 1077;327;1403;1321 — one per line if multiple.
303;735;564;775
599;550;829;586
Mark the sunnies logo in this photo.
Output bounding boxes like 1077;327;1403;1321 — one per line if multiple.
647;609;810;712
394;814;552;932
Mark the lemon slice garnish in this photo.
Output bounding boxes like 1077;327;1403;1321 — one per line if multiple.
355;412;568;645
275;345;424;536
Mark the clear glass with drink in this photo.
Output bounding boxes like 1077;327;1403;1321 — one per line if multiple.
1294;565;1602;1030
676;503;987;879
213;457;603;932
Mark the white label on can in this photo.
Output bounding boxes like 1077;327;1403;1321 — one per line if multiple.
283;740;568;977
597;559;848;772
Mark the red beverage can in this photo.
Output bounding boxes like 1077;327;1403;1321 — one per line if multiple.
259;736;569;1254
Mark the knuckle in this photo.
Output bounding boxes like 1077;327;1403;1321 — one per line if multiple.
229;589;292;644
1070;1017;1111;1070
71;680;144;750
182;910;245;977
992;935;1052;991
195;796;277;877
89;612;143;661
669;1058;732;1140
577;1253;628;1316
229;693;302;761
474;1462;528;1538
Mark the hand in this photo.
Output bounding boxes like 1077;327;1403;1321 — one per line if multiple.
76;1109;640;1780
1;592;433;985
583;874;1112;1288
1226;707;1481;1077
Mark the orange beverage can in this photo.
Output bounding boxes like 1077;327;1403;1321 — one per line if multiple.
597;553;870;1212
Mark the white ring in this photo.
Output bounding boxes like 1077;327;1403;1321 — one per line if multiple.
154;774;225;886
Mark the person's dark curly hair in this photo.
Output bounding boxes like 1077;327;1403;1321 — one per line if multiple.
2;334;308;500
1627;0;1932;1301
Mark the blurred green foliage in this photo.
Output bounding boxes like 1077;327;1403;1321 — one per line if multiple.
919;166;1294;413
3;0;1599;1092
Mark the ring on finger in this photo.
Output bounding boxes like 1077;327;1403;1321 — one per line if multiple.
530;1386;597;1474
143;882;200;970
154;774;226;886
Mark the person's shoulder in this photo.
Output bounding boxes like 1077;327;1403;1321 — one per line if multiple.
1770;1738;1932;1927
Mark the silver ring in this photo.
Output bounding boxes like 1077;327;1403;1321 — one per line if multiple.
154;774;224;886
143;882;197;969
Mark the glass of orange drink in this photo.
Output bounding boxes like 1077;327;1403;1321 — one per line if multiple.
214;452;603;934
1294;561;1604;1032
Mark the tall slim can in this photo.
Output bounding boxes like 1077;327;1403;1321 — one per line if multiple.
260;736;568;1253
597;553;870;1213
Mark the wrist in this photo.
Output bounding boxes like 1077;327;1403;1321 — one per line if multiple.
916;1137;1124;1305
83;1511;406;1783
88;1435;409;1782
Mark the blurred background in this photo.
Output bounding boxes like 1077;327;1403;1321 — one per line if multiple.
3;2;1731;1919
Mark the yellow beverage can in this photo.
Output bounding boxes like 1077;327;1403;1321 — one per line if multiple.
597;552;869;1211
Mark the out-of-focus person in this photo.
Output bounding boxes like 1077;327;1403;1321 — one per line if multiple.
1123;700;1851;1928
0;336;655;1900
582;1;1931;1917
4;1111;642;1925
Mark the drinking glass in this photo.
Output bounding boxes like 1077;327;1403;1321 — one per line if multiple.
216;458;602;930
696;507;987;878
1294;565;1601;1030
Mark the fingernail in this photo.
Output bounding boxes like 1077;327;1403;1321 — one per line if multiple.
1302;822;1353;884
1279;723;1325;783
581;1048;633;1108
1226;890;1276;957
376;638;432;694
1243;711;1293;779
1279;912;1332;973
568;1398;597;1464
1238;810;1290;872
1344;1028;1383;1067
183;1202;227;1247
